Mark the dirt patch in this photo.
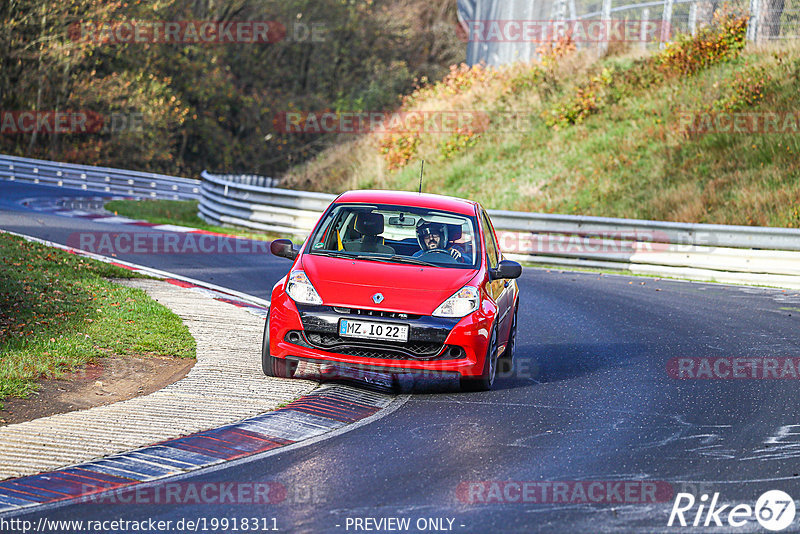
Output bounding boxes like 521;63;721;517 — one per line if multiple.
0;356;194;426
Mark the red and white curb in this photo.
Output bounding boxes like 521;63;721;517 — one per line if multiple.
0;228;406;516
0;385;400;514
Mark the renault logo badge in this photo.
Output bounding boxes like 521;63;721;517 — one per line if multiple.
372;293;384;304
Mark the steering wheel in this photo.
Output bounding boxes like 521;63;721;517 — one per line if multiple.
419;249;458;264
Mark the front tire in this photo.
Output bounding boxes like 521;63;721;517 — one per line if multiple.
498;301;518;375
262;314;297;378
461;325;498;392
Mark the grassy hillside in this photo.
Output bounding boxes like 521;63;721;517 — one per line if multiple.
283;11;800;228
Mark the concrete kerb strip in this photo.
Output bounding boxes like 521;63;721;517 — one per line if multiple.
0;230;403;514
0;277;315;476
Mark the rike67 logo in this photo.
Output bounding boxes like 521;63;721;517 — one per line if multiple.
668;490;796;531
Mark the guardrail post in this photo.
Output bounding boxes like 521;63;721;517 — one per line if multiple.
747;0;761;42
600;0;612;54
660;0;674;48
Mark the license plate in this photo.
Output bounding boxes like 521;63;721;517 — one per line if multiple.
339;319;409;342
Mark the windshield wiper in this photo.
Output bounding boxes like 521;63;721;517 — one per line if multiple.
372;255;438;267
310;250;355;259
312;250;437;267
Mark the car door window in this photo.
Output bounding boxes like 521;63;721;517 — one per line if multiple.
480;211;499;269
306;203;480;268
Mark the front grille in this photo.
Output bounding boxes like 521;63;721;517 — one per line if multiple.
332;307;421;320
285;330;465;361
320;345;418;360
307;332;441;357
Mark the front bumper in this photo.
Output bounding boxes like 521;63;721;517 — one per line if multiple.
269;291;493;377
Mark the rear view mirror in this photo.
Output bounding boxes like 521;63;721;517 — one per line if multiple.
388;216;416;227
270;239;298;260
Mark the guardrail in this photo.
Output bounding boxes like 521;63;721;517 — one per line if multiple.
200;172;800;290
199;171;332;235
0;154;201;200
9;159;796;289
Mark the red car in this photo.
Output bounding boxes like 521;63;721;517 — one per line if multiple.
264;190;521;391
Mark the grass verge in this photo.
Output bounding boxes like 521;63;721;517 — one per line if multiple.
0;232;195;408
104;199;289;241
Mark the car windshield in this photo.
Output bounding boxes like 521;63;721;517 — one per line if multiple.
306;203;480;269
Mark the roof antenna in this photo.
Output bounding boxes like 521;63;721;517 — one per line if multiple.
418;160;425;194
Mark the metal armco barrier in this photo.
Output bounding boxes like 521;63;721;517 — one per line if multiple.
2;158;795;290
0;154;201;200
199;171;335;235
200;171;800;289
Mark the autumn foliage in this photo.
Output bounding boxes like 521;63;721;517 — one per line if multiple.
0;0;463;177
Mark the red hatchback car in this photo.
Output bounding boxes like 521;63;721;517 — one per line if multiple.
264;190;521;391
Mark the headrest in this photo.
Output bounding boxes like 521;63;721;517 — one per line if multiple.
355;212;384;236
445;224;462;241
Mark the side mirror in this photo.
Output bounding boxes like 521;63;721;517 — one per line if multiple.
270;239;298;260
490;260;522;280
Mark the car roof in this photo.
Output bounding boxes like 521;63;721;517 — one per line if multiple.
334;190;479;216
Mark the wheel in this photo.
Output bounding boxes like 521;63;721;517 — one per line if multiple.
461;324;498;392
261;313;297;378
498;301;518;375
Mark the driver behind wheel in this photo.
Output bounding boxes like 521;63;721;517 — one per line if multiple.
413;222;464;262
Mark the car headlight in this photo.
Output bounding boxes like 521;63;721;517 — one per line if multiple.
286;270;322;305
433;286;479;318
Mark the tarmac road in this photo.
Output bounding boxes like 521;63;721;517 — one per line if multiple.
2;181;800;533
